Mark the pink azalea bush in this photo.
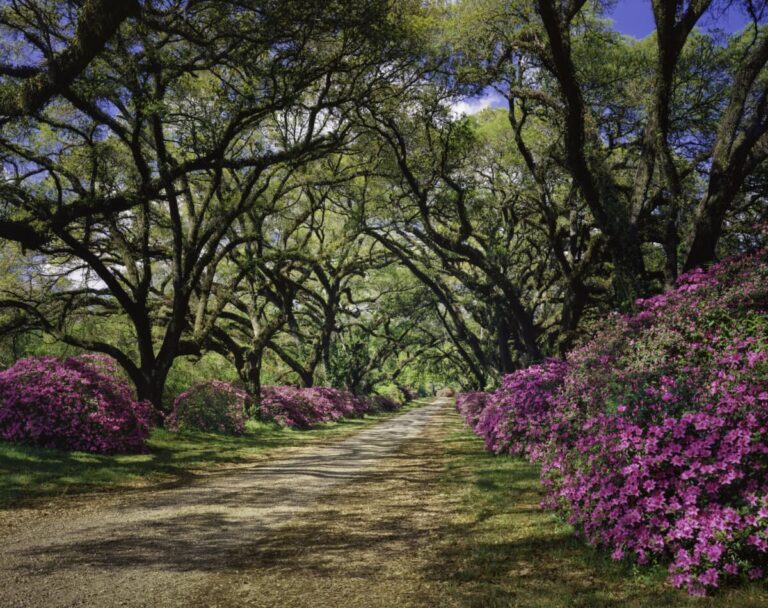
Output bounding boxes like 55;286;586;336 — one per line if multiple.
456;391;491;436
458;247;768;595
458;361;569;457
259;385;400;428
166;380;249;435
0;354;154;453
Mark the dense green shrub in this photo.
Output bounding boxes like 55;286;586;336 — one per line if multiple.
167;381;248;435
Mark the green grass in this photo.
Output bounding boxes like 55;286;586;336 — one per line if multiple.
0;399;428;508
437;416;768;608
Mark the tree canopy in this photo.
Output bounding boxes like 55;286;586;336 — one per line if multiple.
0;0;765;406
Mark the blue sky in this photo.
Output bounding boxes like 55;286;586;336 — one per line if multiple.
611;0;759;38
610;1;662;38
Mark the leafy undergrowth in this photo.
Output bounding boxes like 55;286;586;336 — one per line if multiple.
438;418;768;608
0;399;427;508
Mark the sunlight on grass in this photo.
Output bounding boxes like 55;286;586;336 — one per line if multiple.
439;416;768;608
0;399;429;507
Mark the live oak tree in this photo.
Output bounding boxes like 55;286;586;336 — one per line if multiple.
0;0;421;408
444;0;768;290
202;166;364;398
325;267;451;395
0;0;139;120
267;209;392;389
0;0;764;401
354;91;596;376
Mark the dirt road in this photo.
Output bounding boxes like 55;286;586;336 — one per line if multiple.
0;399;455;608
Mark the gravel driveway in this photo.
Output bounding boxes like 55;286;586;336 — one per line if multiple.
0;399;450;608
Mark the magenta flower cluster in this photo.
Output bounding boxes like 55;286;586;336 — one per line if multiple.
166;380;249;435
455;392;490;430
259;385;400;428
0;354;154;453
458;361;569;458
162;381;402;434
458;248;768;595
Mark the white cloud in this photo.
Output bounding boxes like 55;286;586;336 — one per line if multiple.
449;90;506;118
41;262;107;290
68;266;107;290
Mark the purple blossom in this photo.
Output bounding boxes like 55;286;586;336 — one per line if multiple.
0;354;154;453
259;386;400;429
457;247;768;595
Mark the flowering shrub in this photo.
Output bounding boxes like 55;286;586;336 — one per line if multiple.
305;386;371;420
0;354;154;453
166;380;248;435
463;360;569;457
259;386;400;428
258;385;314;428
459;247;768;595
456;391;490;431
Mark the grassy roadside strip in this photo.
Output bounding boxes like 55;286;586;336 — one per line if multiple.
0;398;430;508
437;410;768;608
